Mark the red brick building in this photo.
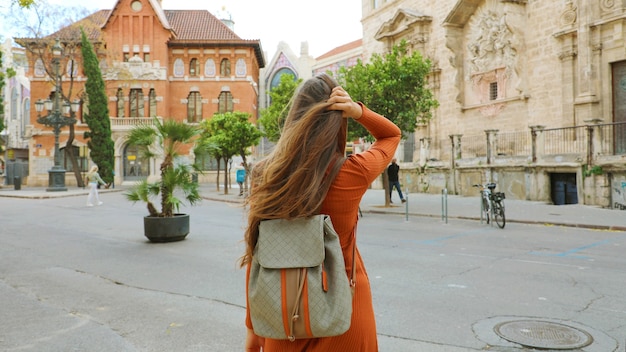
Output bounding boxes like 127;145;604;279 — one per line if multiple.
18;0;264;186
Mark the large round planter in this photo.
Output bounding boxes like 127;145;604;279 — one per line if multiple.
143;214;190;243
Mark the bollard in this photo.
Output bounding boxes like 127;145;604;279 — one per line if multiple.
404;174;411;222
441;188;448;224
479;194;484;224
404;194;409;222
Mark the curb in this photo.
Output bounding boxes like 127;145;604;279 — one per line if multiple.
363;208;626;232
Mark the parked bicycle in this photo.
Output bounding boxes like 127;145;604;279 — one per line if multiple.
473;183;506;228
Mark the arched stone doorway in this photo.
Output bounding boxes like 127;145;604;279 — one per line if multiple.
122;144;149;181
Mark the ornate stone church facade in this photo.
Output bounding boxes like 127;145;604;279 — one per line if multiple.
362;0;626;208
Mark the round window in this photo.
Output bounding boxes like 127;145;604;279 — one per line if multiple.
131;1;143;12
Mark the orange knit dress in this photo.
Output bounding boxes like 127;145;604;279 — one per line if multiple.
246;105;401;352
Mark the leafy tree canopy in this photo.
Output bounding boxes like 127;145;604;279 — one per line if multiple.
198;112;262;193
80;28;114;184
337;40;439;141
258;73;302;142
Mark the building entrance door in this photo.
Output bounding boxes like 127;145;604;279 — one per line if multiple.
611;61;626;154
123;145;149;181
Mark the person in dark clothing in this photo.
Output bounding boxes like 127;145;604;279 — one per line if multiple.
387;158;406;203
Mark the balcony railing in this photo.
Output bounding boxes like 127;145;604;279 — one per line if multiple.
110;117;161;127
424;121;626;166
543;126;587;155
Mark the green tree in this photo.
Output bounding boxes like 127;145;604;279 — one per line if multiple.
198;112;261;194
228;112;262;192
0;47;6;157
125;118;202;218
13;1;98;186
0;45;16;155
337;40;439;141
258;73;301;142
15;0;35;7
337;40;439;206
80;28;114;185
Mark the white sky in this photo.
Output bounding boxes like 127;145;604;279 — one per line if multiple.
38;0;364;59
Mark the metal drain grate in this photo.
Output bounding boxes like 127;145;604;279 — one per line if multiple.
494;320;594;350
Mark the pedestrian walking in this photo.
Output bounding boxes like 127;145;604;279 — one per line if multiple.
241;73;401;351
388;158;406;203
85;165;106;207
236;163;246;196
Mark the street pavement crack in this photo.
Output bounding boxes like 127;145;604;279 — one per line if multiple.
73;269;245;310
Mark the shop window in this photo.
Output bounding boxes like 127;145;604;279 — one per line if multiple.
61;146;80;172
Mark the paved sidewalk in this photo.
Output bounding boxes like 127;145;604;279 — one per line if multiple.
1;183;625;231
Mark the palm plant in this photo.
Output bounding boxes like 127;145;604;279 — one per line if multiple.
124;117;202;217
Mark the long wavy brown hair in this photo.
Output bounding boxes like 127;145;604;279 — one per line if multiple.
240;73;347;266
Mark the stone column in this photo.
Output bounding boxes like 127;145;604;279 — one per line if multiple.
449;134;462;166
485;129;499;165
584;118;603;165
573;1;601;124
449;134;462;195
530;125;545;163
418;137;431;168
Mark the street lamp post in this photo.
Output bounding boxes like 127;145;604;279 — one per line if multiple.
35;39;77;192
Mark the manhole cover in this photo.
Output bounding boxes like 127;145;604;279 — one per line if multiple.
494;320;593;350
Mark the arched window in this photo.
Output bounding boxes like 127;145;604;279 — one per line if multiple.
235;58;247;77
66;58;78;77
22;98;30;133
189;58;199;77
61;145;79;172
220;58;231;77
34;58;45;77
11;88;18;120
116;88;124;117
149;89;157;117
218;91;233;113
129;89;144;117
123;144;149;180
204;59;216;77
173;58;184;77
187;91;202;122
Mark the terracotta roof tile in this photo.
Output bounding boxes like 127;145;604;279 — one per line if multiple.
316;39;362;60
165;10;241;41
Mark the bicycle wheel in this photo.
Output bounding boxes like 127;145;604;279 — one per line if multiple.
493;201;506;228
482;197;490;224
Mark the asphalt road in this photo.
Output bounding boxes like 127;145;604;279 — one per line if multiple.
1;192;624;351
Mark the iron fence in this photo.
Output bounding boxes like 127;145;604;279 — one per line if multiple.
461;134;487;158
495;131;531;156
542;125;587;155
596;121;626;156
436;121;626;164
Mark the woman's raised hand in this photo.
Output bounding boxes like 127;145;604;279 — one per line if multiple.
328;86;362;120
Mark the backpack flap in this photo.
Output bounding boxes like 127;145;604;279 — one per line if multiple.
257;216;325;269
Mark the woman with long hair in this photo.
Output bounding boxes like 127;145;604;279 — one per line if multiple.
242;73;401;351
85;165;106;206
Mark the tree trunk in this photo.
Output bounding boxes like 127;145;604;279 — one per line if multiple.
383;169;391;207
223;157;229;195
66;124;84;187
